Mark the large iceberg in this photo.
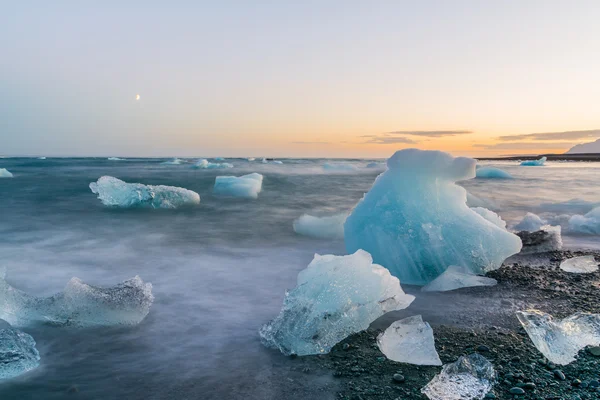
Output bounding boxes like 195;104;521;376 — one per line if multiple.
0;319;40;380
421;266;497;292
421;354;495;400
293;213;347;239
213;173;263;199
344;149;522;285
376;315;441;365
90;176;200;209
516;310;600;365
568;207;600;235
0;271;153;328
516;225;562;254
192;159;234;169
259;250;414;356
0;168;13;178
520;157;547;166
559;256;598;274
514;212;546;232
475;166;513;179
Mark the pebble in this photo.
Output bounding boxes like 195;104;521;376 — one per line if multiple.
509;387;525;395
477;345;490;352
553;370;566;381
392;374;405;383
484;393;496;399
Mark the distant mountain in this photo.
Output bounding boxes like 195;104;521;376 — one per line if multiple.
566;139;600;154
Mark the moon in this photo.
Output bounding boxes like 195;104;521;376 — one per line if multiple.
136;94;140;100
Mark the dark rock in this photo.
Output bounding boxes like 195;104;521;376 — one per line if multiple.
553;370;566;381
509;387;525;395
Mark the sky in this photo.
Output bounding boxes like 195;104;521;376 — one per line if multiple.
1;1;599;158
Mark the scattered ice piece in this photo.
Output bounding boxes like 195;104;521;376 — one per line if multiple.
377;315;442;365
514;212;546;232
569;207;600;235
520;157;547;166
161;158;184;165
89;176;200;209
247;157;256;161
421;266;497;292
0;319;40;379
471;207;507;229
323;163;357;172
261;158;268;164
259;250;415;356
560;256;598;274
421;353;495;400
214;157;225;161
516;310;600;365
0;271;154;328
516;225;562;254
0;168;13;178
293;213;347;239
213;173;263;199
272;160;283;164
344;149;522;285
192;159;234;169
37;157;46;160
475;166;513;179
107;157;126;161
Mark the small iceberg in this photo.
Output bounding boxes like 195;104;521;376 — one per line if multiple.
475;166;513;179
559;256;598;274
161;158;184;165
516;225;562;254
520;157;547;166
568;206;600;235
323;162;357;172
0;168;13;178
214;157;225;161
514;212;546;232
421;266;497;292
213;173;263;199
0;271;154;328
259;250;415;356
107;157;126;161
37;157;46;160
421;353;495;400
376;315;441;366
293;213;346;239
272;160;283;164
0;319;40;380
247;157;256;161
517;310;600;365
90;176;200;209
192;159;234;169
344;149;522;285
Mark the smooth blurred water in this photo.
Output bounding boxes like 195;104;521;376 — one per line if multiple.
0;157;598;399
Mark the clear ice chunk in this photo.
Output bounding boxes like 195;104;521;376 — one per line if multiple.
421;353;496;400
376;315;441;365
421;266;497;292
0;168;13;178
514;212;546;232
0;271;154;328
520;157;547;166
213;173;263;199
259;250;415;356
559;256;598;274
517;310;600;365
90;176;200;209
344;149;522;285
0;319;40;380
293;213;347;239
192;159;234;169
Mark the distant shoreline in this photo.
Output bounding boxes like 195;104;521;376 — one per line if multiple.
477;153;600;162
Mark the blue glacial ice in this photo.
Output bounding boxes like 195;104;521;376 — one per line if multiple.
517;310;600;365
0;271;154;328
344;149;522;285
421;266;497;292
192;159;234;169
568;207;600;235
376;315;441;366
90;176;200;209
107;157;126;161
471;207;507;229
213;173;263;199
214;157;225;161
475;166;513;179
293;213;347;239
520;157;547;166
161;158;185;165
559;256;598;274
0;168;13;178
466;192;498;211
259;250;415;356
514;212;546;232
421;353;495;400
323;162;358;172
0;319;40;380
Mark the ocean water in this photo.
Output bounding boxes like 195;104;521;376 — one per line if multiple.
0;157;598;399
